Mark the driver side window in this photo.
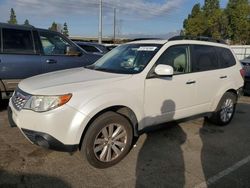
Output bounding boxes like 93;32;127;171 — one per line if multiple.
156;45;190;74
39;31;74;56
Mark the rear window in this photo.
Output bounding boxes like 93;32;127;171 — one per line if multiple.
216;47;236;68
192;45;219;72
2;28;35;54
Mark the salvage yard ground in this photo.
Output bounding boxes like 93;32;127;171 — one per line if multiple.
0;97;250;188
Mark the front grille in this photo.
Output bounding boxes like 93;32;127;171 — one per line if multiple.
12;88;31;111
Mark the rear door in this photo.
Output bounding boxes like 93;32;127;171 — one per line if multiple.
38;31;94;73
190;44;221;112
0;27;43;91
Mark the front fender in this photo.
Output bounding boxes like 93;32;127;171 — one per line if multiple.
70;92;144;144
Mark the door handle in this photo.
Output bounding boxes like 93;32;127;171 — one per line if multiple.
220;76;227;79
46;59;57;64
186;80;196;84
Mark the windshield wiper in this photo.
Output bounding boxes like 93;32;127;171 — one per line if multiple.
84;66;122;74
93;67;112;72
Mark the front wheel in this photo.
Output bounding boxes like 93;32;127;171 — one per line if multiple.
81;111;133;168
206;92;237;126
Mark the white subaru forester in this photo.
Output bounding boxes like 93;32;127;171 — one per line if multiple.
9;37;244;168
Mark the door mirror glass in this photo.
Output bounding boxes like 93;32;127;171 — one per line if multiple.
154;64;174;76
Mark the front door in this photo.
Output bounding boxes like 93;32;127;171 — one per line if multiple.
38;31;86;73
144;45;197;127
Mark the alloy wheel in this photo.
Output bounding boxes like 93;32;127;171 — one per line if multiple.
220;98;234;123
93;124;127;162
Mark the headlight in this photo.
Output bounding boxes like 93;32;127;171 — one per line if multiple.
24;94;72;112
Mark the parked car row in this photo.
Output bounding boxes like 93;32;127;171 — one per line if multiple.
0;23;102;100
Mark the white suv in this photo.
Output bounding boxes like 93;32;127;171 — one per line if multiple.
8;37;244;168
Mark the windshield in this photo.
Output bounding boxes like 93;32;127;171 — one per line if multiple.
85;43;162;74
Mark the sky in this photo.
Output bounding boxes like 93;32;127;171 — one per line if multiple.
0;0;229;38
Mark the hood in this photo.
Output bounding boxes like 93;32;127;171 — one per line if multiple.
19;67;132;94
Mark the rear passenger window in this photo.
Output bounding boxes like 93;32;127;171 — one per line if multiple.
2;28;34;54
192;45;219;72
216;47;236;68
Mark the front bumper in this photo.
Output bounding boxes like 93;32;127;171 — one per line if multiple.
21;128;78;152
8;99;89;152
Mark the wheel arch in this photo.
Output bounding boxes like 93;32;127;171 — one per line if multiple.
210;88;238;112
78;105;139;150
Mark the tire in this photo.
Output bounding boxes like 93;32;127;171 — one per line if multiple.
206;92;237;126
80;111;133;168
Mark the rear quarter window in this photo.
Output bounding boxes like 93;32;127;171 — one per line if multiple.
216;47;236;68
192;45;219;72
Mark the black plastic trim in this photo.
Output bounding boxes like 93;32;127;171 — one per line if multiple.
168;35;227;44
21;128;78;152
8;107;17;127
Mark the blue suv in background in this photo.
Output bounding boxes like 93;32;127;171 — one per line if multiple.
0;23;102;100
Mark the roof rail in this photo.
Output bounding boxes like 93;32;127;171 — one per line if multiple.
168;35;227;44
131;38;162;42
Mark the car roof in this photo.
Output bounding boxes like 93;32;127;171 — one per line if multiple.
0;22;35;30
0;22;63;35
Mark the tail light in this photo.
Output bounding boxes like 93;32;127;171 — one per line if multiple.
240;68;246;79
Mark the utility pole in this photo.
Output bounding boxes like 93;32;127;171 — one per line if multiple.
113;8;116;44
98;0;103;44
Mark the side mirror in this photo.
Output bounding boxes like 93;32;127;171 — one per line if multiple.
66;46;82;56
154;64;174;76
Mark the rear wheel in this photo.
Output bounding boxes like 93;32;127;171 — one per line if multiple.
81;111;133;168
206;92;237;126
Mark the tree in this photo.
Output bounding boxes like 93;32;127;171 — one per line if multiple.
24;19;30;26
8;8;17;24
225;0;250;44
203;0;220;15
203;0;224;39
183;3;207;36
182;0;250;44
49;22;58;32
62;22;69;37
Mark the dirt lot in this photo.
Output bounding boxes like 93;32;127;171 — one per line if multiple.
0;97;250;188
